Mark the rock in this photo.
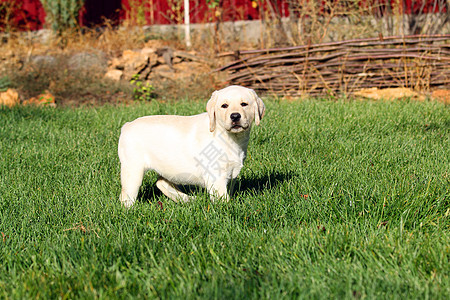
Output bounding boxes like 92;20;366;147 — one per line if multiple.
121;50;149;70
68;52;108;73
30;55;57;68
0;88;19;107
105;46;211;82
33;29;55;44
353;87;425;101
140;47;156;56
107;50;151;81
108;57;123;69
152;62;210;81
22;91;56;107
155;47;174;70
431;89;450;104
104;69;123;81
122;50;142;61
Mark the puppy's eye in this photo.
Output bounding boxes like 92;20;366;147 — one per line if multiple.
241;102;248;107
221;104;228;109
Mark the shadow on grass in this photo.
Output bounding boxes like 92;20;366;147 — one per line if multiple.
137;180;204;205
138;183;162;205
235;171;294;195
136;171;294;204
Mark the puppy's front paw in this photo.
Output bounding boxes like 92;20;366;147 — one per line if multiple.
121;200;134;208
119;194;135;208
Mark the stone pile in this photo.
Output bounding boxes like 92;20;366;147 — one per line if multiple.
105;47;211;82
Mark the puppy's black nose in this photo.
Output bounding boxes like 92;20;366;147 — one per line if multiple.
230;113;241;122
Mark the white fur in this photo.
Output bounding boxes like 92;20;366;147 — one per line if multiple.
118;85;265;207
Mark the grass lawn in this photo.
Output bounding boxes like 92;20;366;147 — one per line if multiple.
0;99;449;298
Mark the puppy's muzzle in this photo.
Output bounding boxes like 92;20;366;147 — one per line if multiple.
228;112;248;132
230;113;241;122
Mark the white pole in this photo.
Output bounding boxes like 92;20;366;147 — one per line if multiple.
184;0;191;48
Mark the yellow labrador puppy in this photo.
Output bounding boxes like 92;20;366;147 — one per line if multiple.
118;85;265;207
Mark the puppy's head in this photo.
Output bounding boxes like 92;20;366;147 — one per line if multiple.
206;85;265;133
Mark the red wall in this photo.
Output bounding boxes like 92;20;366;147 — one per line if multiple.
1;0;45;30
120;0;271;25
1;0;446;31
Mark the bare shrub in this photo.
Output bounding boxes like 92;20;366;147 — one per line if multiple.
284;0;449;45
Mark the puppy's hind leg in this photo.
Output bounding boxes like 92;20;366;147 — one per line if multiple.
120;164;145;208
156;177;192;203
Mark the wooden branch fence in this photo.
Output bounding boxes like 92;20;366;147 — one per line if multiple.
215;35;450;97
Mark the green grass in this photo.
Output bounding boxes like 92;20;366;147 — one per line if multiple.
0;99;449;299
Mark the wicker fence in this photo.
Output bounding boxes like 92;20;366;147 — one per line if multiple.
216;35;450;97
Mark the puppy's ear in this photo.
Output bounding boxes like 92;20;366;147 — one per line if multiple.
250;89;265;126
206;91;218;132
